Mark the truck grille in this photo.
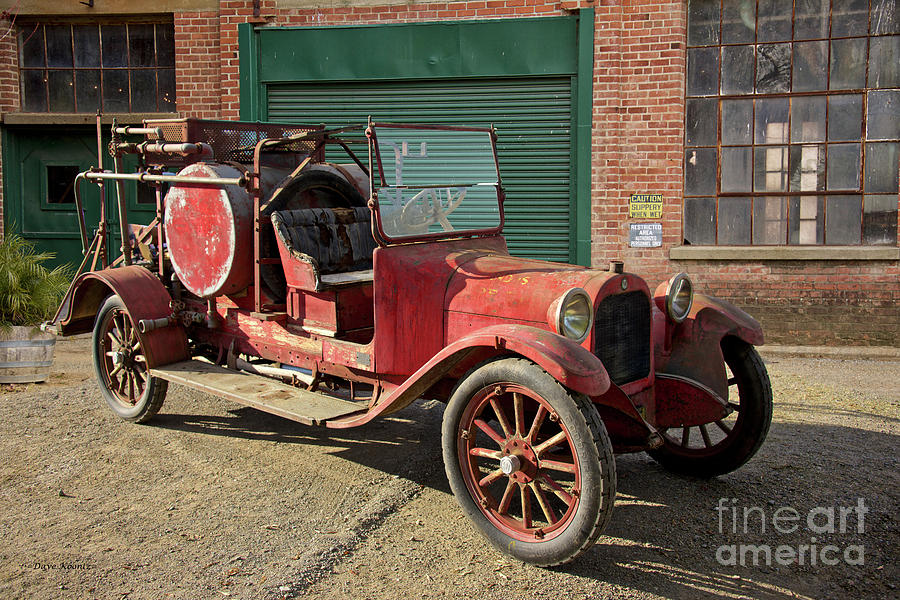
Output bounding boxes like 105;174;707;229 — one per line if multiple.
593;291;651;385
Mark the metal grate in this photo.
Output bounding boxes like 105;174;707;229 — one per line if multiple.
593;291;652;385
140;118;325;167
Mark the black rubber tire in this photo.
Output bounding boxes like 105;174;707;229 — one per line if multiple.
442;357;617;567
260;165;367;300
648;338;773;477
92;295;168;423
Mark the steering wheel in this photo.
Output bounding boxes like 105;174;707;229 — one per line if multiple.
399;187;467;231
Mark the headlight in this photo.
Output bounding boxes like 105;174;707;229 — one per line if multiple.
555;288;593;343
665;273;694;323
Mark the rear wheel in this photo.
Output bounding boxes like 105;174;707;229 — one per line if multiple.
92;295;167;423
442;358;616;566
649;338;772;477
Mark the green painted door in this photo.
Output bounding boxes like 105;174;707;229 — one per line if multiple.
2;127;157;269
266;79;573;261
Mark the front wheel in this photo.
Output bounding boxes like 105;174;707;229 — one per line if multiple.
442;358;616;566
92;295;167;423
649;338;772;477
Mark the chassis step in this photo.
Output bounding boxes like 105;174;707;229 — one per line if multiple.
150;360;366;426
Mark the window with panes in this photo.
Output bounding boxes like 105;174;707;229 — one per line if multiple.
18;21;175;114
684;0;899;246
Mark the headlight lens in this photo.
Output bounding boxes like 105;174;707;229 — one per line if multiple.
666;273;694;323
557;288;593;343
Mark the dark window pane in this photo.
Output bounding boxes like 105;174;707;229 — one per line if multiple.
156;24;175;68
794;0;829;40
869;36;900;88
686;98;717;146
755;98;789;144
826;143;861;191
756;43;791;93
47;70;75;112
718;197;752;244
137;183;157;205
866;90;900;141
789;144;825;191
46;165;80;204
829;38;867;90
688;0;720;46
755;146;790;192
721;45;755;94
871;0;900;35
722;147;753;192
753;196;788;244
74;25;100;68
865;142;900;193
45;25;73;68
130;69;157;112
683;197;717;244
757;0;791;42
128;24;155;67
863;194;899;244
102;70;130;112
722;99;753;145
792;41;827;92
789;196;824;244
832;0;868;37
685;148;718;195
21;70;47;112
101;25;127;68
827;95;862;141
687;47;719;95
20;27;44;68
825;195;862;244
791;96;826;143
722;0;756;44
75;70;100;113
158;68;176;111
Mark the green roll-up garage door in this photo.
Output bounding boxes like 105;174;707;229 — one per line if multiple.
266;78;572;261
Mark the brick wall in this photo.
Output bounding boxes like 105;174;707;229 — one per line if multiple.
175;11;222;119
0;12;19;238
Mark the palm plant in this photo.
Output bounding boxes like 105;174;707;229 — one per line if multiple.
0;233;72;329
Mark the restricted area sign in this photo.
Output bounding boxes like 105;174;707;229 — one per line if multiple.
629;193;663;219
629;222;663;248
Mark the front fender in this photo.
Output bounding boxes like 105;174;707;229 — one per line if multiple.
328;324;610;429
656;292;764;399
54;266;188;368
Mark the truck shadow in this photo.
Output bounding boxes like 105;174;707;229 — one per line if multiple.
152;399;897;600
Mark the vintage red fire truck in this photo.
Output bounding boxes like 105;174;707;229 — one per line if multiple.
47;117;772;566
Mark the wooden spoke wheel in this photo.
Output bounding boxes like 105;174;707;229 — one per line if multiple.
92;295;167;423
649;338;773;477
443;358;616;566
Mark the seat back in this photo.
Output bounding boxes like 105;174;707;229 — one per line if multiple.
271;207;376;275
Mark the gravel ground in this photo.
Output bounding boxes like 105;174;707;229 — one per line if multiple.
0;336;897;599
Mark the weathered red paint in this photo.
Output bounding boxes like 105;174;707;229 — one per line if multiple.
164;163;253;298
653;373;730;428
56;267;188;368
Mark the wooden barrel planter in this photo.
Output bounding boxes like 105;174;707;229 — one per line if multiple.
0;326;56;384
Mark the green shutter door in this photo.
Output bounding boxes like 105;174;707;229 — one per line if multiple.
266;78;573;262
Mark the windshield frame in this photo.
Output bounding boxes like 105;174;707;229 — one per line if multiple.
367;122;505;245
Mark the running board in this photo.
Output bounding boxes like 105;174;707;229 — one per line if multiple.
150;360;366;426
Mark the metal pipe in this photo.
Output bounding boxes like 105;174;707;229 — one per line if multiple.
115;126;163;138
84;171;246;187
234;357;314;386
114;142;213;156
73;173;89;253
112;153;132;266
137;316;174;334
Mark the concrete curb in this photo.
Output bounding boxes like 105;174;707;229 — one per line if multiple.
759;344;900;361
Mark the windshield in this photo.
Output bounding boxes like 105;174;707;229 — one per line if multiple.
370;125;502;241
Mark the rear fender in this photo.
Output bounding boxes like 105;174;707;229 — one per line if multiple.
54;266;188;368
328;324;610;429
656;292;763;399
